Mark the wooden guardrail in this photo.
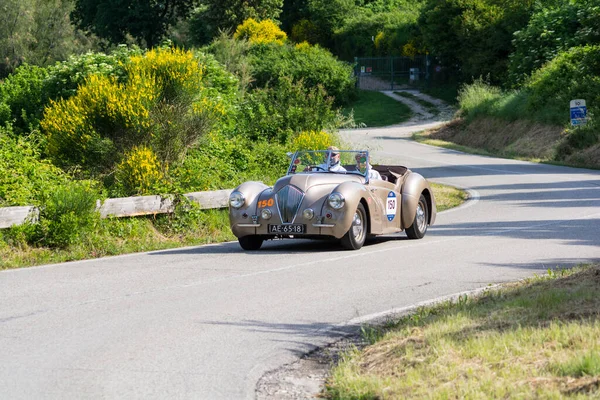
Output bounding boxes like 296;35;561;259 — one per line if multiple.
0;189;233;229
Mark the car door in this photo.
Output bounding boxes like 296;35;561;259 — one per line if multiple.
367;179;402;234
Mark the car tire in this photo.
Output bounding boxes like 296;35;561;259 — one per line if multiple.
239;236;264;250
341;203;368;250
406;194;428;239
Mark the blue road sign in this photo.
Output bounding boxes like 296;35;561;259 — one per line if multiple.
570;100;587;126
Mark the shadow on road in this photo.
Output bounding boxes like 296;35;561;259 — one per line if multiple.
429;218;600;247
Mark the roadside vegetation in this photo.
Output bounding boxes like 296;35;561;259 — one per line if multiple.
0;21;354;264
343;90;412;127
415;0;600;169
0;181;467;270
430;183;468;212
326;264;600;399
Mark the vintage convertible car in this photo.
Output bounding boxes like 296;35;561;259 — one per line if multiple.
228;150;436;250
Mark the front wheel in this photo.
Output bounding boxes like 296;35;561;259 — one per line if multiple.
406;194;428;239
238;236;264;250
341;203;368;250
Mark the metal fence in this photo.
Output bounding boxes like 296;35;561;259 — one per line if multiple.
354;55;431;91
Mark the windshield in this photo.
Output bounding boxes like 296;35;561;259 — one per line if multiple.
287;150;371;177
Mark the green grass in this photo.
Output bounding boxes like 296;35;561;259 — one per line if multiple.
325;265;600;399
394;91;440;115
344;90;412;127
0;208;235;270
431;182;468;212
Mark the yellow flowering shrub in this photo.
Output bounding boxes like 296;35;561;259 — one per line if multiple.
374;32;386;51
128;47;204;99
234;18;287;45
294;41;312;52
42;73;157;168
115;146;164;195
41;47;216;174
402;42;418;58
290;130;335;151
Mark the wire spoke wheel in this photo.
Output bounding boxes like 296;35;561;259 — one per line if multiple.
341;203;368;250
406;194;428;239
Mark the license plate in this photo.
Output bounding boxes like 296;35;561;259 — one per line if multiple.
268;224;306;234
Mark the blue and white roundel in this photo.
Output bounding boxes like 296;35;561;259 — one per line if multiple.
386;191;397;221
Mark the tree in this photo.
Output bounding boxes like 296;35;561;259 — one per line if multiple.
188;0;283;45
419;0;535;85
71;0;197;47
0;0;94;78
0;0;36;77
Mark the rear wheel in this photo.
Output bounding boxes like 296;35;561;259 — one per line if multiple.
341;203;368;250
406;194;428;239
238;236;263;250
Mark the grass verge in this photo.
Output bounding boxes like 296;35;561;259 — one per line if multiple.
431;182;468;212
0;208;235;270
413;118;600;170
0;183;466;270
344;90;412;127
394;91;440;115
325;264;600;399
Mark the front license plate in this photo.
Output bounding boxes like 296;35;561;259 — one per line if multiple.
268;224;306;234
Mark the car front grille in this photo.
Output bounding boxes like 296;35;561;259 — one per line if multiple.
275;185;304;223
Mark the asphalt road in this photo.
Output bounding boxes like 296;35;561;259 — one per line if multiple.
1;121;599;399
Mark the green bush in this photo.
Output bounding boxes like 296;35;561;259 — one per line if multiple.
248;42;356;105
170;132;289;193
419;0;534;84
332;8;421;60
0;64;49;134
0;46;142;138
526;45;600;126
234;76;339;144
509;0;600;85
204;32;254;94
458;79;528;122
34;181;100;248
0;124;69;207
41;47;228;179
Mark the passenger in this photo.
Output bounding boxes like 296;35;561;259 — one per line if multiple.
356;152;381;180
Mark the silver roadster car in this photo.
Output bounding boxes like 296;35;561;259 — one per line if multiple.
228;149;436;250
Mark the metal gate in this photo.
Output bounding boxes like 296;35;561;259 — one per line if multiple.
354;56;431;91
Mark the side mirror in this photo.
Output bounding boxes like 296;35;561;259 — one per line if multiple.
286;152;294;158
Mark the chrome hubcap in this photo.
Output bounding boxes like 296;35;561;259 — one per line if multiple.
416;203;426;232
352;211;364;241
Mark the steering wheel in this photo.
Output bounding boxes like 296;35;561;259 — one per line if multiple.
309;165;327;171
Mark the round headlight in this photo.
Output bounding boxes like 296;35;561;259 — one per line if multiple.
327;193;345;209
261;209;272;220
229;191;245;208
303;208;315;220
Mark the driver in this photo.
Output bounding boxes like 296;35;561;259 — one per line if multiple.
317;146;346;172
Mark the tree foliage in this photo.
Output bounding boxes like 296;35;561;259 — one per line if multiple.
71;0;197;47
0;0;94;78
509;0;600;85
419;0;535;84
189;0;283;45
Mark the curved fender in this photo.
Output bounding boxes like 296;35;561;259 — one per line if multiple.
401;172;437;229
229;181;270;237
321;181;370;238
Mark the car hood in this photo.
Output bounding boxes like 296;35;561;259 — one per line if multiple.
273;173;363;193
